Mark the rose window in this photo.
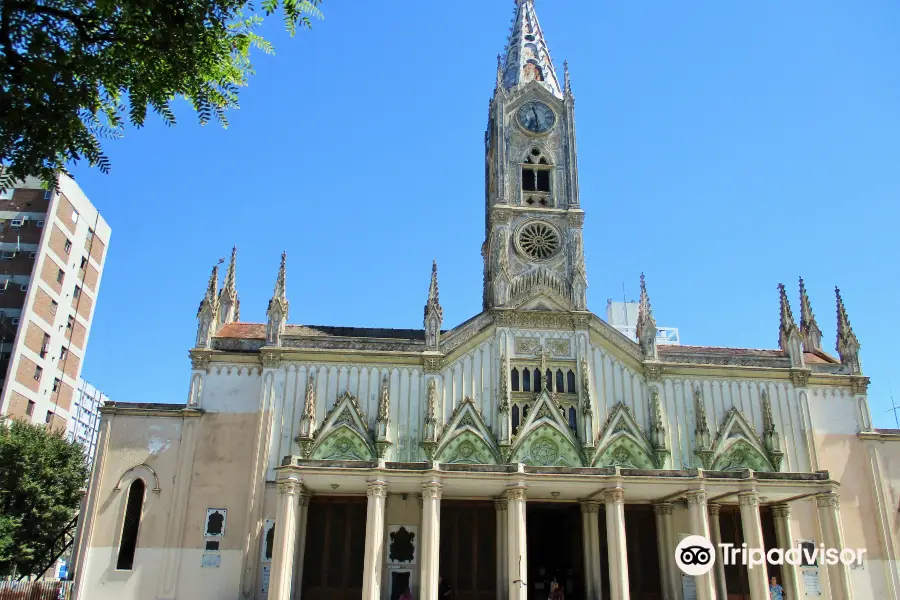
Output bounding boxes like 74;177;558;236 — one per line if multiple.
518;221;561;260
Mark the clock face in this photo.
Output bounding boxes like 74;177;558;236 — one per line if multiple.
517;102;556;134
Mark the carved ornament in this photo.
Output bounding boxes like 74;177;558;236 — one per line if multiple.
189;350;211;371
366;481;388;498
851;376;870;395
423;356;443;373
816;493;839;509
421;482;443;499
276;479;302;496
580;501;601;514
685;490;707;508
771;504;791;519
604;488;625;504
653;502;674;516
644;363;662;382
505;485;527;501
260;349;282;369
707;503;721;516
790;369;811;387
738;492;759;507
493;498;508;511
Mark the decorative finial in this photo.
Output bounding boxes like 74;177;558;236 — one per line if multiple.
777;283;797;347
563;61;572;96
195;265;220;348
798;277;822;353
265;253;289;346
424;261;443;351
217;246;239;326
635;273;658;360
835;287;861;374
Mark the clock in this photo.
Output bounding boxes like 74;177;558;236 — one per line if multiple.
517;101;556;134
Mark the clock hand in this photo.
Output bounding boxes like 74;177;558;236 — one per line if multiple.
532;107;540;128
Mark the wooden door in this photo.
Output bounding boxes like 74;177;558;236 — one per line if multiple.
440;502;496;600
301;498;367;600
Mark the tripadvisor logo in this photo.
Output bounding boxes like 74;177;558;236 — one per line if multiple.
675;535;867;576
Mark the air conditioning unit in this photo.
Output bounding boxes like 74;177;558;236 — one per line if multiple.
10;219;23;228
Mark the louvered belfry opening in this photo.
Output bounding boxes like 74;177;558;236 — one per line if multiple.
116;478;145;570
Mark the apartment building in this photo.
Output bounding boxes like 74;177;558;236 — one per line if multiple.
66;378;107;465
0;175;110;432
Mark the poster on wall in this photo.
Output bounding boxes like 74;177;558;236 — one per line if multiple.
388;525;418;566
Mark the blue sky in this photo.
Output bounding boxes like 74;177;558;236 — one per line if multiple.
70;1;900;425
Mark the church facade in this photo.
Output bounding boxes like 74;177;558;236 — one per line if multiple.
71;2;900;600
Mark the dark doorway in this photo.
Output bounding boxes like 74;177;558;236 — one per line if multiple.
391;571;412;600
440;501;496;600
302;497;367;600
624;506;662;600
526;503;583;600
717;506;780;600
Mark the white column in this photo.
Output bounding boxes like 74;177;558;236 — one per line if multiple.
771;504;801;600
421;481;443;600
737;492;769;600
817;493;853;600
604;487;629;600
685;490;716;600
582;501;602;600
291;492;312;599
654;502;677;600
707;504;728;600
270;476;302;600
495;498;509;600
507;486;528;600
363;480;388;600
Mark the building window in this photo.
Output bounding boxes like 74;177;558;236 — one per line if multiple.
87;228;95;242
36;220;44;228
205;509;227;538
522;168;551;193
29;252;36;259
71;209;79;225
10;219;23;228
534;369;542;391
116;479;145;570
567;370;576;393
80;257;87;270
34;365;42;381
64;239;71;253
545;369;553;392
56;269;65;283
40;333;50;358
556;369;564;393
73;285;81;300
50;299;58;314
26;400;35;416
67;315;74;329
568;407;577;430
511;368;520;392
522;369;531;392
20;284;27;292
53;378;61;392
11;317;19;326
512;405;520;434
44;189;53;201
45;410;53;424
60;347;68;360
0;189;13;200
1;252;13;261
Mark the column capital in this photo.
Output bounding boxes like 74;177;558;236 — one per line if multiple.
494;497;508;511
738;491;760;507
366;480;388;498
707;502;721;516
422;481;443;499
298;490;312;507
771;503;791;519
816;492;840;509
653;502;674;516
685;489;707;507
604;487;625;504
505;485;527;501
581;500;602;513
276;477;302;496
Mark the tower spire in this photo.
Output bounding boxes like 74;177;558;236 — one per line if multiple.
195;265;219;349
563;60;572;98
424;261;443;352
266;252;289;346
501;0;562;98
635;273;657;360
218;246;239;326
798;277;823;353
778;283;804;367
835;287;861;374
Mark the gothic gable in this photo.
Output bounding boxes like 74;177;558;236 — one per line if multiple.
432;398;500;465
511;390;582;466
710;408;774;472
306;391;376;461
591;402;656;469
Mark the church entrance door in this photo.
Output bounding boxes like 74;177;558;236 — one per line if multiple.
718;506;780;600
301;497;366;600
526;503;583;600
440;501;497;600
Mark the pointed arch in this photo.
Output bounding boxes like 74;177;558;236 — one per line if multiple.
510;391;583;466
591;402;656;469
308;391;376;461
434;398;500;465
710;408;774;472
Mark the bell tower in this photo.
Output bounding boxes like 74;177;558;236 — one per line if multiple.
483;0;586;312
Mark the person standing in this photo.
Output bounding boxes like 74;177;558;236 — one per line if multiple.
769;576;784;600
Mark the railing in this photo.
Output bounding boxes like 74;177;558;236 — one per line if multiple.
0;581;74;600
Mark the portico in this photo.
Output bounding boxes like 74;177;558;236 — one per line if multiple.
268;460;850;600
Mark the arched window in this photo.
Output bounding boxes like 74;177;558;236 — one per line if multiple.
545;370;553;392
568;408;577;430
567;370;576;393
522;148;553;207
512;406;520;434
534;369;542;392
511;368;520;392
523;370;531;392
117;479;146;570
556;369;564;393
